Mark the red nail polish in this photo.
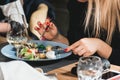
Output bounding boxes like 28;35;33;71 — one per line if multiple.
45;25;49;30
41;37;46;40
34;27;40;31
64;48;68;52
46;22;50;26
37;21;42;27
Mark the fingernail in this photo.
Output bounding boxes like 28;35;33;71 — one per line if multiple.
34;27;40;31
45;27;49;31
46;22;50;26
37;21;42;27
41;37;46;40
64;48;68;52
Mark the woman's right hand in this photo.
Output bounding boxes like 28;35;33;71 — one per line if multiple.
34;18;59;40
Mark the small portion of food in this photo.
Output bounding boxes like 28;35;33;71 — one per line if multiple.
18;43;63;60
46;51;56;59
46;45;52;52
35;68;44;73
39;53;46;59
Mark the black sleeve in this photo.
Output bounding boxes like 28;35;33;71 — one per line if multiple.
108;48;120;66
67;0;88;44
0;9;5;21
108;27;120;66
0;0;16;5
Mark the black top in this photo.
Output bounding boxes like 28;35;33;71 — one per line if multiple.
67;0;88;45
67;0;120;66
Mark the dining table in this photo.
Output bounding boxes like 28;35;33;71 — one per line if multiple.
0;42;120;80
0;42;78;72
47;62;120;80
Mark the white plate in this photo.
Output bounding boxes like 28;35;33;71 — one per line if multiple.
1;40;72;61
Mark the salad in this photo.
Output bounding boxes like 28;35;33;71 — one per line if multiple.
18;42;63;60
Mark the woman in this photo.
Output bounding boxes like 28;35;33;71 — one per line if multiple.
34;0;120;66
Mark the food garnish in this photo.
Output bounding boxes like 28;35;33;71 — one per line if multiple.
18;43;64;60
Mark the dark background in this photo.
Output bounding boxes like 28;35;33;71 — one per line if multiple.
49;0;69;37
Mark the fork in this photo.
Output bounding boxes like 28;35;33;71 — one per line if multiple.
40;25;49;40
40;18;53;40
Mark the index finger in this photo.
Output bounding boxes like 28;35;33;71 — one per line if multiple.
65;40;82;52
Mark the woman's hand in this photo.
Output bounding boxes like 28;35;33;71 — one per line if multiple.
66;38;99;57
34;18;69;45
34;18;58;40
65;38;112;58
30;3;48;39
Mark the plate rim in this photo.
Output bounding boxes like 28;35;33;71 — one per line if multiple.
1;40;72;61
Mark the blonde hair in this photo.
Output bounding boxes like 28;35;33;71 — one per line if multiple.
85;0;120;44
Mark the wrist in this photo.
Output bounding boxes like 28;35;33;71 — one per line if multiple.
52;33;69;45
52;32;60;41
96;39;112;58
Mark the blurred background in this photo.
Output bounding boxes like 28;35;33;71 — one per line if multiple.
49;0;69;37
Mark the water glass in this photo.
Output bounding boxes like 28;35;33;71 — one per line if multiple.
77;56;103;80
6;14;28;57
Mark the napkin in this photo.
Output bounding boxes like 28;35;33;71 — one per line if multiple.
0;60;50;80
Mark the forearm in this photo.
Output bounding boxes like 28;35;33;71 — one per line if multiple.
97;39;112;59
30;3;48;39
52;33;69;45
0;23;11;32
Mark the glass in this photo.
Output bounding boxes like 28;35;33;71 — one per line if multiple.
6;14;28;57
77;56;103;80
